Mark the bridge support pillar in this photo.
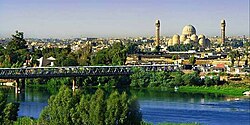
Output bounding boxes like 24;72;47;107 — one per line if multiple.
20;78;25;92
72;77;76;91
15;79;25;94
15;79;19;94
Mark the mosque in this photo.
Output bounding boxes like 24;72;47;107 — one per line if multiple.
167;25;211;48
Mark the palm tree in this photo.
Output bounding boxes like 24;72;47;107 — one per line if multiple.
235;50;241;67
228;51;236;67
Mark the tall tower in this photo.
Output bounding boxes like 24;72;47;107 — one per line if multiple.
155;20;160;47
221;19;226;45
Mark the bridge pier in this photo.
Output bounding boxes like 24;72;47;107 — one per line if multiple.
15;79;19;94
72;77;76;91
15;78;25;94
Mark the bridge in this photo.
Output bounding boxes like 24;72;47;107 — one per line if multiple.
0;64;179;79
0;64;179;93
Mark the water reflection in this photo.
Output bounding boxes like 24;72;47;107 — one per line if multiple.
5;86;50;118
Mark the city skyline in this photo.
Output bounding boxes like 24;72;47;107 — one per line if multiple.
0;0;249;38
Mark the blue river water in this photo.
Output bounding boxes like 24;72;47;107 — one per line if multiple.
5;87;250;125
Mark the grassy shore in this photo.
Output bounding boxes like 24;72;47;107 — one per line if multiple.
178;84;249;97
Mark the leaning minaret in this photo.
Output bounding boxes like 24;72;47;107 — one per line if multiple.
155;20;160;47
221;19;226;45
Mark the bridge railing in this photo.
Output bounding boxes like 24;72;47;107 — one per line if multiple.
0;64;180;79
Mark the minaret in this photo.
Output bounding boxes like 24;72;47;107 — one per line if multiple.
221;19;226;45
155;20;160;47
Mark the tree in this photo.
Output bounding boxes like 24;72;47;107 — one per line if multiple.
2;103;19;124
75;95;91;124
38;86;143;125
89;89;105;125
91;42;127;65
130;67;150;88
75;44;92;66
126;43;140;54
182;72;201;86
38;86;76;125
172;55;177;60
228;51;236;67
189;55;196;66
0;31;29;67
0;92;19;124
204;76;213;86
105;91;121;125
172;73;184;86
6;31;27;51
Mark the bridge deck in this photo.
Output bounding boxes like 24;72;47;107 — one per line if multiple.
0;65;179;79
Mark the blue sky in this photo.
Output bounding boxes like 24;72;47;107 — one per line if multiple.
0;0;249;38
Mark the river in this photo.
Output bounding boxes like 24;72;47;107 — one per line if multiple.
5;87;250;125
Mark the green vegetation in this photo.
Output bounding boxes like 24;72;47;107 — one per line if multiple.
129;67;250;96
0;91;19;124
189;55;196;66
0;31;131;68
14;117;37;125
37;86;142;125
130;68;221;88
91;42;127;65
0;31;29;68
179;84;249;97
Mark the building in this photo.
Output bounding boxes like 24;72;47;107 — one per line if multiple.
168;25;211;48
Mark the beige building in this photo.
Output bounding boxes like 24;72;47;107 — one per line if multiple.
168;25;211;48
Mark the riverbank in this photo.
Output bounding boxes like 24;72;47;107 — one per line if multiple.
2;82;249;98
178;84;249;97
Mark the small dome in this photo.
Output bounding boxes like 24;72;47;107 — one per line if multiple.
198;34;205;39
168;39;173;46
190;34;198;42
199;38;205;46
180;35;186;44
182;25;196;36
204;38;211;48
172;34;180;45
184;38;191;44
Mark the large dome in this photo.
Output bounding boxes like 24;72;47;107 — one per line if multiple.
182;25;196;37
